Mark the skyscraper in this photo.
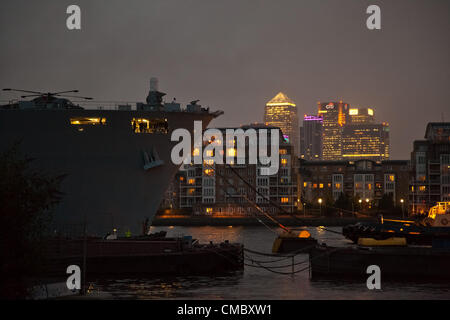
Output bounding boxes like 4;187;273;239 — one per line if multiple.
347;107;375;124
264;92;299;156
300;115;323;160
342;122;390;161
318;101;349;160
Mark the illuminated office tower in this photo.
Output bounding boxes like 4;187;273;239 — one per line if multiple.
318;101;349;160
342;122;390;161
264;92;299;156
347;107;375;124
300;115;323;160
342;107;389;161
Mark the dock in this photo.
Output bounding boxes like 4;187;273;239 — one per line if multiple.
42;238;243;278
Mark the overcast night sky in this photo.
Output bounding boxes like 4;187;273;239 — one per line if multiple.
1;0;449;159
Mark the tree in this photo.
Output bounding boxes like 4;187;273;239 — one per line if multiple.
335;192;352;211
378;193;395;211
0;143;65;299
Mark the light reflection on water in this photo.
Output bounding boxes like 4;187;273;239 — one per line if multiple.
91;226;450;299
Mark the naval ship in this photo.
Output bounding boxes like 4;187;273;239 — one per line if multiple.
0;78;222;236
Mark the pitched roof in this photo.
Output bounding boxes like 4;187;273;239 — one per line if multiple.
266;92;296;107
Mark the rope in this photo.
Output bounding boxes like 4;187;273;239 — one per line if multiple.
203;163;287;234
243;245;315;257
244;246;343;275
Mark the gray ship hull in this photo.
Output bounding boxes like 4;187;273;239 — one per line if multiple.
0;109;215;236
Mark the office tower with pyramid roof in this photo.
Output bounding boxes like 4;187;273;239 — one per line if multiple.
264;92;299;156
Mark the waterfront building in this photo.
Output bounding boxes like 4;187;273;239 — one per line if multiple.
318;101;349;160
300;115;323;160
264;92;299;156
176;124;299;215
299;159;409;208
409;122;450;214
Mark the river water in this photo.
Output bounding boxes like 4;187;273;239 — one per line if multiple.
92;226;450;299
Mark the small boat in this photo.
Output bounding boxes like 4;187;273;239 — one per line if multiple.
272;230;318;253
343;202;450;245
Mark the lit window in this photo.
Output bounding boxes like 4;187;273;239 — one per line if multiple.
313;184;317;189
281;159;288;166
188;179;195;185
279;149;287;155
206;208;213;214
419;186;426;192
227;148;236;157
204;169;214;176
131;118;168;134
389;175;395;182
303;182;307;187
193;148;200;156
70;117;106;125
319;183;324;189
281;197;289;203
335;183;341;189
205;150;213;157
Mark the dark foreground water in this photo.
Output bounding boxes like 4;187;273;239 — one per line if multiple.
91;226;450;299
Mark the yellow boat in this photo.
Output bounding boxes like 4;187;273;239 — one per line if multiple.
357;237;407;247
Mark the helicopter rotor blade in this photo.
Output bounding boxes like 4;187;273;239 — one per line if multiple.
57;94;93;100
52;90;79;95
20;94;41;98
3;88;44;94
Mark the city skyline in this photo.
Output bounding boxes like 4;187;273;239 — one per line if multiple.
0;0;449;161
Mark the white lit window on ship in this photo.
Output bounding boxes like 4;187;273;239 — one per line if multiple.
131;118;168;134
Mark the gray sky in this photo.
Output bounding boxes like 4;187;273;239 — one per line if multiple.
1;0;449;159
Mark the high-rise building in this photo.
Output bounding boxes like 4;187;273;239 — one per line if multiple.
347;107;375;124
300;115;323;160
318;101;349;160
341;107;389;161
264;92;299;156
342;122;390;161
409;122;450;214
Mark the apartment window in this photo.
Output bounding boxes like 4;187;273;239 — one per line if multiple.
281;197;289;203
188;179;195;185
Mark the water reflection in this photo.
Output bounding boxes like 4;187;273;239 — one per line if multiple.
91;226;450;299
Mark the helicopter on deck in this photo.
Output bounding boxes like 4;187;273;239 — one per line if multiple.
1;88;93;110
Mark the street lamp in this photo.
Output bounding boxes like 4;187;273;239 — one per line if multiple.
400;199;405;219
303;203;307;217
318;198;323;217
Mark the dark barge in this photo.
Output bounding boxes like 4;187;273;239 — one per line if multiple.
42;237;243;278
309;244;450;281
343;202;450;245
